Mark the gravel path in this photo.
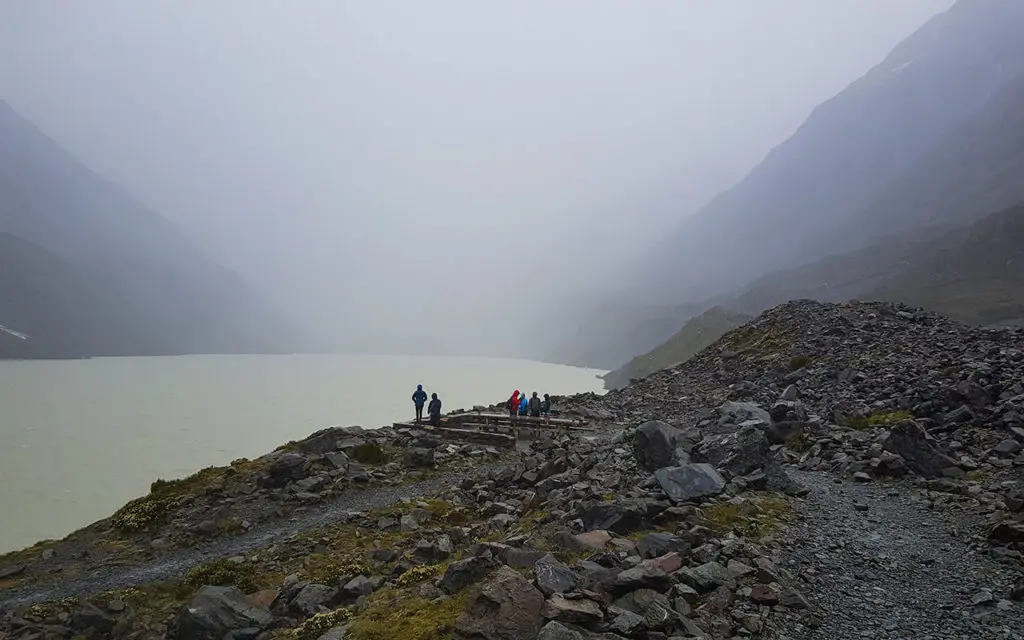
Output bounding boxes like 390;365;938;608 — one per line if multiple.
0;466;494;609
769;470;1024;640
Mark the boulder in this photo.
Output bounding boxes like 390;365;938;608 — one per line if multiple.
456;566;545;640
696;426;804;494
676;561;735;593
635;532;689;559
613;565;673;594
541;594;603;624
70;603;115;636
653;464;726;503
267;453;310;486
534;554;576;597
403;447;436;468
718;401;771;426
989;522;1024;545
290;584;339;616
578;502;647;534
170;586;273;640
537;621;586;640
440;556;498;594
633;421;693;471
882;421;957;479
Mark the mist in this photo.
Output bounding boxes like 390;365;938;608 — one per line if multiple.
0;0;953;359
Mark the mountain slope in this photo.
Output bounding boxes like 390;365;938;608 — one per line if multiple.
0;100;289;358
602;306;751;390
554;0;1024;369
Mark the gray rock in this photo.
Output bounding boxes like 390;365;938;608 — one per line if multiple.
290;584;339;616
537;621;585;640
403;447;436;468
636;532;689;559
633;421;692;471
610;609;646;635
440;556;498;594
541;594;603;624
268;453;310;485
718;401;771;426
324;452;349;471
882;421;958;478
70;603;115;635
653;464;726;503
170;586;273;640
534;554;576;596
613;565;673;594
676;562;735;593
456;566;545;639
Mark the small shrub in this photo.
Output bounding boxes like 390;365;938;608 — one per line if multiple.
396;564;444;587
303;557;371;586
292;607;355;640
844;415;870;431
784;431;813;453
184;558;260;593
349;443;390;465
788;355;812;371
111;494;181;533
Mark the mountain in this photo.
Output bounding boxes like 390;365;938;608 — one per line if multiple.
611;202;1024;384
602;305;750;390
0;100;289;358
553;0;1024;369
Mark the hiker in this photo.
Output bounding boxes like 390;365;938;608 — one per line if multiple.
508;389;520;417
427;392;442;427
528;391;541;417
519;392;529;416
412;384;428;424
541;393;552;417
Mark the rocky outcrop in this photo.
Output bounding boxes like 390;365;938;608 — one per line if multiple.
169;586;272;640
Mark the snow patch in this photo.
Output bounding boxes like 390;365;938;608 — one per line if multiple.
0;323;30;340
890;61;914;73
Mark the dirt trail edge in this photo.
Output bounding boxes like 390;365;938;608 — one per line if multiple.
0;466;497;610
769;470;1024;640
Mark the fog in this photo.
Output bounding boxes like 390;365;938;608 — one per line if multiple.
0;1;953;358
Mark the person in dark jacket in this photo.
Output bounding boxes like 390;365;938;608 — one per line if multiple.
541;393;552;417
528;392;541;417
508;390;520;418
427;393;442;427
412;384;428;423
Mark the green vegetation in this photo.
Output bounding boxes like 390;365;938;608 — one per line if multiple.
348;443;391;465
347;589;468;640
291;607;356;640
111;458;268;533
702;495;792;540
396;564;445;587
788;355;813;371
867;410;914;427
183;558;263;593
784;430;813;453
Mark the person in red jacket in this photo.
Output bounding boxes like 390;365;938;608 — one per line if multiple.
507;390;520;417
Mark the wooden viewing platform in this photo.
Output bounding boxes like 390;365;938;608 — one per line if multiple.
392;410;593;448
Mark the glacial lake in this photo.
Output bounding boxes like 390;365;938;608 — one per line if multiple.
0;354;605;552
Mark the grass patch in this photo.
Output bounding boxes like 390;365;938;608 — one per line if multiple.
291;607;356;640
349;443;391;465
347;588;468;640
111;458;268;533
867;410;914;427
183;558;264;593
788;355;813;371
396;563;445;587
302;555;372;586
702;495;791;540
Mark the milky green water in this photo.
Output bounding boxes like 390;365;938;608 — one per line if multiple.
0;354;604;553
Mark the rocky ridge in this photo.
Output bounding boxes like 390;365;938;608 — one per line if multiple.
0;299;1022;640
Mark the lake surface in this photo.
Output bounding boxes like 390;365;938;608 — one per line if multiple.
0;354;604;553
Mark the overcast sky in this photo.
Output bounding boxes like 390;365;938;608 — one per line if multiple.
0;0;954;356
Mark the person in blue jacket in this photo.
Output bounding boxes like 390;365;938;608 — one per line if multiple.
519;392;529;416
412;384;428;424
